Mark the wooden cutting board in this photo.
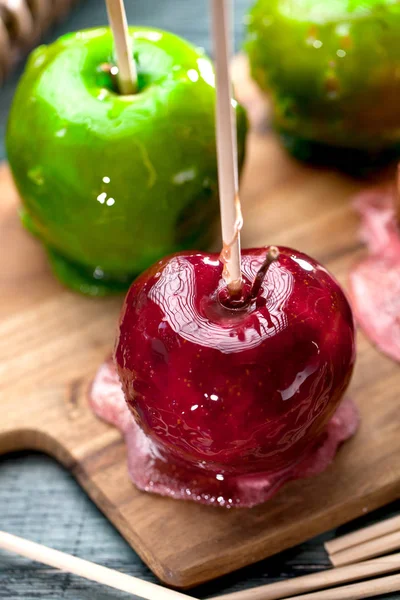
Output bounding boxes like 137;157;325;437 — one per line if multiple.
1;58;399;590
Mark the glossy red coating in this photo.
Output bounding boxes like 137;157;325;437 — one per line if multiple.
90;359;358;507
115;247;356;482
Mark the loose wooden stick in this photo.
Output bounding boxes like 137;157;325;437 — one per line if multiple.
325;514;400;555
282;573;400;600
211;0;242;294
212;553;400;600
330;529;400;567
0;531;194;600
105;0;137;94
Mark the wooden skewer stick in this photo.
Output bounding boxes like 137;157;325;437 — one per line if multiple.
105;0;137;94
329;528;400;567
211;552;400;600
282;573;400;600
211;0;242;294
325;514;400;555
0;531;194;600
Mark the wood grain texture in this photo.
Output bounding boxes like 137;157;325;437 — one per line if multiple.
1;63;400;589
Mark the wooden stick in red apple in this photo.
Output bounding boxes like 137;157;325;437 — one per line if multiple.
105;0;137;94
211;0;243;294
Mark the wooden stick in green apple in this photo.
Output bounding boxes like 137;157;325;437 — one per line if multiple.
105;0;137;94
211;0;243;294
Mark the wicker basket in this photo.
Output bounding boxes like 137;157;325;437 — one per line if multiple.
0;0;79;84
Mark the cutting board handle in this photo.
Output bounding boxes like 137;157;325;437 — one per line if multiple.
0;373;122;470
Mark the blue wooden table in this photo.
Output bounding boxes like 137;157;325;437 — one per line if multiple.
0;2;398;598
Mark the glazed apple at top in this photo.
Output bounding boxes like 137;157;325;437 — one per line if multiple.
246;0;400;158
115;247;355;476
6;27;247;295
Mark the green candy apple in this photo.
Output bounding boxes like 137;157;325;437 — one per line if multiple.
246;0;400;171
7;27;247;296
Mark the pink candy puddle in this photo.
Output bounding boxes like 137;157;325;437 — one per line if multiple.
349;185;400;362
90;359;358;508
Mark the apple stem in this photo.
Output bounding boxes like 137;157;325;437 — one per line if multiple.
211;0;243;295
249;246;280;300
105;0;137;95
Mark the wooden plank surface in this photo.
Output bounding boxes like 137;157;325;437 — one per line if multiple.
1;56;400;589
0;453;399;600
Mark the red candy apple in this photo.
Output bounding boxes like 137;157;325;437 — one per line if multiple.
110;246;356;505
91;1;358;508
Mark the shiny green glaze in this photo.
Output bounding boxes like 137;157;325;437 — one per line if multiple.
7;27;247;296
246;0;400;152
